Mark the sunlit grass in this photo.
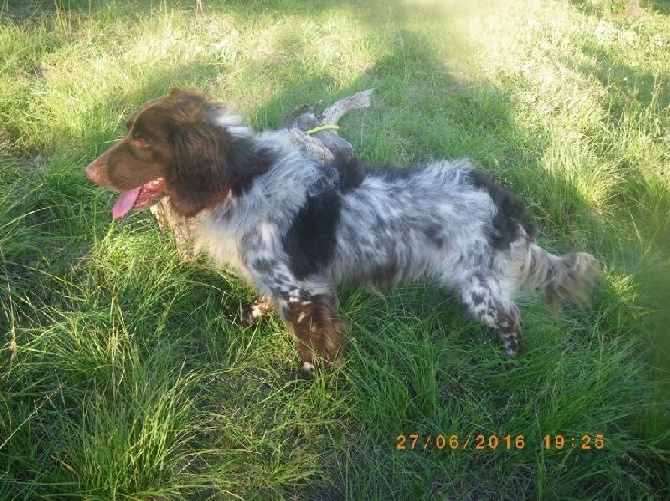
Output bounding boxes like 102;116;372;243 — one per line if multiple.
1;0;668;498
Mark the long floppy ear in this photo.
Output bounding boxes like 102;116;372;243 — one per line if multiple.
166;120;238;217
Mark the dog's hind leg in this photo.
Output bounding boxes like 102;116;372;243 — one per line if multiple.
458;274;524;357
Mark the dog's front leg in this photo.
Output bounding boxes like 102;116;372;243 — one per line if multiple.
246;258;345;376
280;290;346;377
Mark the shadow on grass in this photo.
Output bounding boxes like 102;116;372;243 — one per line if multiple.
648;0;670;15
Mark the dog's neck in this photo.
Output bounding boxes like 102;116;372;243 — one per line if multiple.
204;177;242;211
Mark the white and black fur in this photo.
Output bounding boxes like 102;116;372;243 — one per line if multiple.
85;90;601;376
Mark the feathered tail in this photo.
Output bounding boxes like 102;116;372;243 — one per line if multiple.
522;244;602;313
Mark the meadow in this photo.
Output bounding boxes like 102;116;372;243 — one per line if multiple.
0;0;668;498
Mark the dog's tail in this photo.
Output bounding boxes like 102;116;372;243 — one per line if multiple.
521;244;601;313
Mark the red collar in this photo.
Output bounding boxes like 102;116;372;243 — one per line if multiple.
205;176;242;211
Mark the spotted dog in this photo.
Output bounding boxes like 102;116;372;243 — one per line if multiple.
86;89;601;376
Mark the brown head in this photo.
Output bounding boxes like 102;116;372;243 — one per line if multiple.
86;88;268;218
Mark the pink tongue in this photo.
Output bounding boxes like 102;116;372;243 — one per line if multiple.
112;188;141;220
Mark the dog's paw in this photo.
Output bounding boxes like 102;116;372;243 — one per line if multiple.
246;296;274;324
300;361;316;379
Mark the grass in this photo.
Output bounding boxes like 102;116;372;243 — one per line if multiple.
1;0;669;498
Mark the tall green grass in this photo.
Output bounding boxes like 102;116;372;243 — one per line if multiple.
1;0;668;498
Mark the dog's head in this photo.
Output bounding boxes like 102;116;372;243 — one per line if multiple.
86;88;259;218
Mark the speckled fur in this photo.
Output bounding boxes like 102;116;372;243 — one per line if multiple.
195;126;600;368
86;91;601;375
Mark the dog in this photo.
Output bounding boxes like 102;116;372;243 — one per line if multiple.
86;89;601;376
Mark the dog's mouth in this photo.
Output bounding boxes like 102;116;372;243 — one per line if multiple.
112;178;166;220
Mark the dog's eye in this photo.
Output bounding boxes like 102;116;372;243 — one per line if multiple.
133;136;150;147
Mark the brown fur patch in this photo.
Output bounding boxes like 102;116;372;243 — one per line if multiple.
284;294;347;364
86;88;273;218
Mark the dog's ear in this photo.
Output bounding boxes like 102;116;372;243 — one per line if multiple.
167;119;238;217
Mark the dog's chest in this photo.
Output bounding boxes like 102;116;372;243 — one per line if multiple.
195;217;247;275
